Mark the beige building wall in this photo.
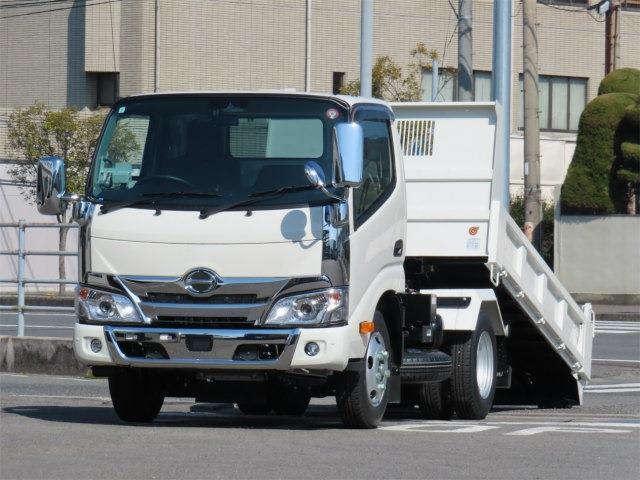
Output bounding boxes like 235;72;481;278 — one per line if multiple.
85;1;121;73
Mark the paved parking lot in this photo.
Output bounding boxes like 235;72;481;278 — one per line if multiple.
1;362;639;480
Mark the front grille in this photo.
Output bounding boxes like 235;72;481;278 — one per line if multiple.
154;316;254;329
144;293;261;304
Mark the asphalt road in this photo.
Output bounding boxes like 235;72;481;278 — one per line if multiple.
1;363;639;480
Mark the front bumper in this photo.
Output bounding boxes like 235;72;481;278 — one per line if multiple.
74;323;356;371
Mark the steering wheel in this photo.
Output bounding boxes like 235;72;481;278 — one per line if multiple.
136;175;199;190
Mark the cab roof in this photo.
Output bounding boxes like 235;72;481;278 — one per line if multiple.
124;90;392;109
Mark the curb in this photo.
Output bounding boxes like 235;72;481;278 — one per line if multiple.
0;336;86;376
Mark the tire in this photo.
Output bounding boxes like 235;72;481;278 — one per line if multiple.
236;402;272;415
336;311;394;429
417;380;454;420
450;315;497;420
270;387;311;416
108;369;165;423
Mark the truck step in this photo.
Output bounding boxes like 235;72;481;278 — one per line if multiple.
399;349;452;383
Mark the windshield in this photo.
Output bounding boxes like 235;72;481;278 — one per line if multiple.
88;95;348;210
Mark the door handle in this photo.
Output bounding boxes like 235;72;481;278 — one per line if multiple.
393;240;403;257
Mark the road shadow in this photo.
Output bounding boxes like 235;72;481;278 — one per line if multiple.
2;403;347;431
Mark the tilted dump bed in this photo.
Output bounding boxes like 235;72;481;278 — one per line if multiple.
391;102;594;387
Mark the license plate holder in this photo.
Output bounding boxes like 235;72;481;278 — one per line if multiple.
185;335;213;352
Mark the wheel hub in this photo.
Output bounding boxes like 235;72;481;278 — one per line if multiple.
476;330;495;399
365;332;390;407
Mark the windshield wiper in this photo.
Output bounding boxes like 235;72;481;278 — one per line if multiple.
198;184;317;220
100;191;222;215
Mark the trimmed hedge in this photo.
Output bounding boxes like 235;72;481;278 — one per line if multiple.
597;68;640;96
612;100;640;212
510;196;554;267
561;92;637;214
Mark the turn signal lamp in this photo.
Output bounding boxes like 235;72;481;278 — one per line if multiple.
359;321;375;334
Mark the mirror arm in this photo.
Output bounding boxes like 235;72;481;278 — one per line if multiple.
58;192;81;203
318;185;345;202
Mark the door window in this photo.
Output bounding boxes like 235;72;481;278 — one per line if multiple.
353;118;394;223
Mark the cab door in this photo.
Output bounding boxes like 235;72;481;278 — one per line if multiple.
348;107;406;321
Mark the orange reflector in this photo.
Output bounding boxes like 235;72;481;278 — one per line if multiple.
359;321;375;334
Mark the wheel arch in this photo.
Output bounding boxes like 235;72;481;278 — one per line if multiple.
375;290;403;367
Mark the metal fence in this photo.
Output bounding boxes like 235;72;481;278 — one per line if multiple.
0;220;78;336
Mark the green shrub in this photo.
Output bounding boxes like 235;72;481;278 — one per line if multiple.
612;100;640;213
597;68;640;96
560;92;637;214
509;195;555;267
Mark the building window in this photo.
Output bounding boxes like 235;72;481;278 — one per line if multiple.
474;71;492;101
421;68;456;101
96;73;119;107
422;69;492;102
332;72;345;94
517;75;587;132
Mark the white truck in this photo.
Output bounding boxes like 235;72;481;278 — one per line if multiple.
36;92;594;428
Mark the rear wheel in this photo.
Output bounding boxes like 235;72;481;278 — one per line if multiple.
450;316;497;419
336;311;393;429
417;380;454;420
108;369;165;423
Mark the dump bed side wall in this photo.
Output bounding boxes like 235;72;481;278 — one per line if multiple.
393;102;498;258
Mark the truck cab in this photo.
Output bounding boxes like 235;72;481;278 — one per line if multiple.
36;92;593;428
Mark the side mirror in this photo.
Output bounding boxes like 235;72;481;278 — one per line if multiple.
333;122;364;188
304;161;342;201
36;156;74;215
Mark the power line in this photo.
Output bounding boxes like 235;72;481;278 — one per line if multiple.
0;0;120;20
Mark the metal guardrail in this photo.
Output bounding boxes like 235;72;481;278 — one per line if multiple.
0;219;78;336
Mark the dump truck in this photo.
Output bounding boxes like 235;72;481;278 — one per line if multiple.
36;92;594;428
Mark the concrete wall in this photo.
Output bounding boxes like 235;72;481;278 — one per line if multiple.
555;214;640;302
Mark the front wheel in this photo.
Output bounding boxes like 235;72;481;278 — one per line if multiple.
450;316;497;419
336;311;393;429
108;369;165;423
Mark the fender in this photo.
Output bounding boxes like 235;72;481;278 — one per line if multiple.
347;263;405;358
419;288;508;336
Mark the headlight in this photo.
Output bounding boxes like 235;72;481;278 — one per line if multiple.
76;286;142;323
263;288;347;326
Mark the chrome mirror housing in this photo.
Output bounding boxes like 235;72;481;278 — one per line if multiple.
36;156;69;215
304;161;342;201
333;122;364;188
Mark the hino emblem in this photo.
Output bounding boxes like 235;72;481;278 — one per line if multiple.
183;269;219;296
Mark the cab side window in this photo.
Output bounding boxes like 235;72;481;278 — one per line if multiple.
353;118;394;224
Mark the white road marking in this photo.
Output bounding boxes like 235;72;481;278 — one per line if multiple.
383;424;499;433
380;420;640;436
585;383;640;389
506;426;631;436
587;388;640;394
592;358;640;364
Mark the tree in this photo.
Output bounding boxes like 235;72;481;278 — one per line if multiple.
340;42;442;101
7;103;106;294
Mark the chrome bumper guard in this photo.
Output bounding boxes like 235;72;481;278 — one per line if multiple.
103;326;300;370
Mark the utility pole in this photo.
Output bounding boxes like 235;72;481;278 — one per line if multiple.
491;0;512;206
604;0;619;74
360;0;373;97
457;0;473;101
523;0;542;250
